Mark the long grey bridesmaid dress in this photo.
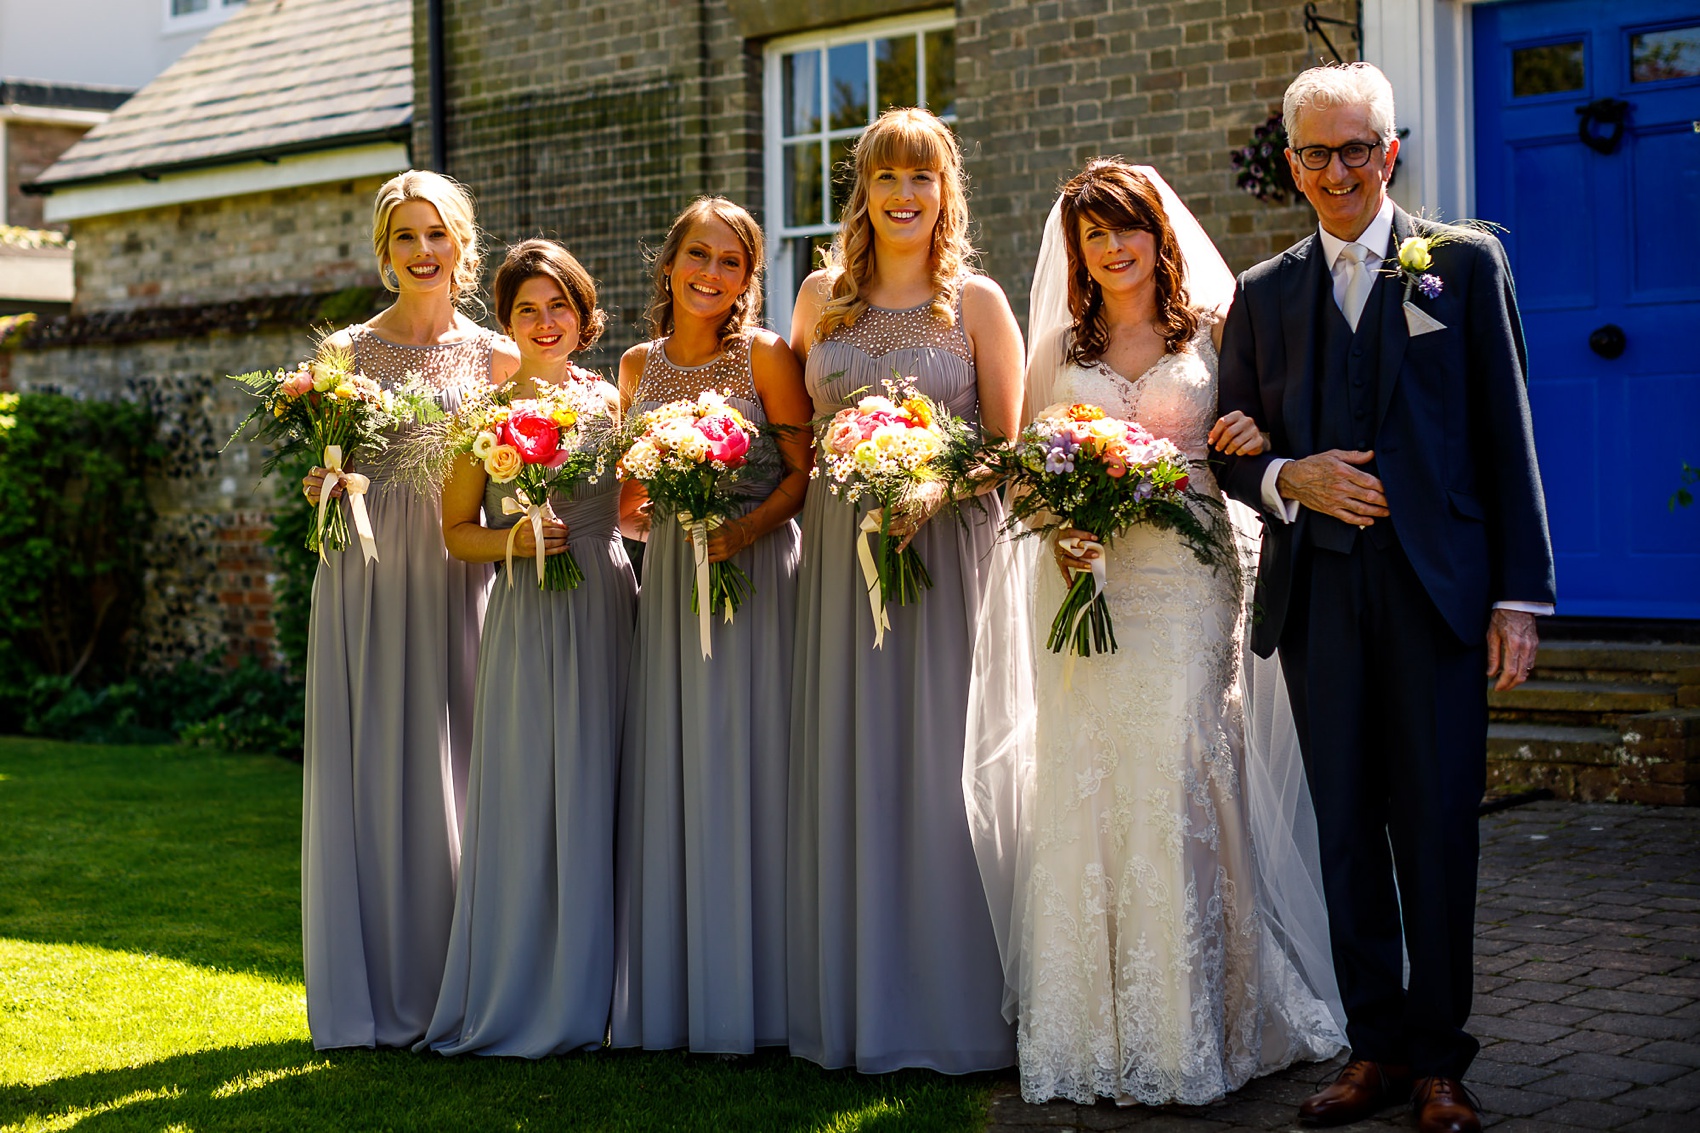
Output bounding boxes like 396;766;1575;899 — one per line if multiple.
611;334;798;1054
420;458;636;1057
787;291;1016;1074
301;324;494;1050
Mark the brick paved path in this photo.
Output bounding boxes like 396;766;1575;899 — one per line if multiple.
984;801;1700;1132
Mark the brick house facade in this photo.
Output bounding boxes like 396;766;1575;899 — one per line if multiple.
9;0;1356;671
419;0;1357;365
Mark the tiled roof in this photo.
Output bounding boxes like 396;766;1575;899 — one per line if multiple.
32;0;411;189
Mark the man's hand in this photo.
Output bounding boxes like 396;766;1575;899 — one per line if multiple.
1276;450;1389;526
1487;608;1539;691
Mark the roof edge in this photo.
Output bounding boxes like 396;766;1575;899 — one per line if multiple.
25;123;413;194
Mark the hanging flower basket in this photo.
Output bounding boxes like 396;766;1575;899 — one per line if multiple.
1230;113;1299;204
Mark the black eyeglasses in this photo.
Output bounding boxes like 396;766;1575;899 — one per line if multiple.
1292;140;1384;171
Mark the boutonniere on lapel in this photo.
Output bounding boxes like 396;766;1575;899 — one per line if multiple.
1385;220;1503;338
1391;234;1448;337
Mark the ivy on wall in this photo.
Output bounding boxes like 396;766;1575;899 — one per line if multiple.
0;390;161;688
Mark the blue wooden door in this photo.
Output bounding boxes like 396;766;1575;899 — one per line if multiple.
1475;0;1700;619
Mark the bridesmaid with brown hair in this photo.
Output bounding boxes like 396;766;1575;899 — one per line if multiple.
612;197;812;1055
299;170;518;1050
421;239;635;1057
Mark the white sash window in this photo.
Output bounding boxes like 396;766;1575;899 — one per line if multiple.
762;9;957;333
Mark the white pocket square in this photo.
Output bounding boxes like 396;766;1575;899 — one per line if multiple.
1404;301;1446;337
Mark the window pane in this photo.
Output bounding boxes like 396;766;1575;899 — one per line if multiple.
789;234;834;289
1512;41;1585;98
1632;25;1700;83
172;0;210;13
830;136;860;222
783;50;821;137
784;141;824;228
876;35;919;111
925;28;956;116
829;41;869;130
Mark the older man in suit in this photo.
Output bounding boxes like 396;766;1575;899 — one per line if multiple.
1212;63;1555;1133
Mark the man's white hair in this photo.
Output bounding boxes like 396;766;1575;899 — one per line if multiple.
1283;62;1397;146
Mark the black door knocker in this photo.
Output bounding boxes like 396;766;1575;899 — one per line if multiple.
1576;98;1630;155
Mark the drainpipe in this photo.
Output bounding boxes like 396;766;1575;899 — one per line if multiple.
427;0;448;173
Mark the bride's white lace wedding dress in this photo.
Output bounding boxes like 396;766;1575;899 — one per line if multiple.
1012;321;1342;1106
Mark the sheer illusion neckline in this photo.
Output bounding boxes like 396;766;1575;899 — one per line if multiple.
656;342;725;372
356;323;488;350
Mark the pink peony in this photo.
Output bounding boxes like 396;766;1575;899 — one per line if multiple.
826;418;863;454
859;410;900;436
695;413;751;466
505;408;562;464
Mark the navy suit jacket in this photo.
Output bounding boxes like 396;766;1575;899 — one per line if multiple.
1216;205;1556;657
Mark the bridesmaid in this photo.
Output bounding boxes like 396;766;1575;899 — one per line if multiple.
300;170;518;1049
611;197;812;1054
420;239;635;1057
786;108;1025;1073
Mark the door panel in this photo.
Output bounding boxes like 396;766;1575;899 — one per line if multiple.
1629;128;1700;298
1475;0;1700;619
1510;141;1597;309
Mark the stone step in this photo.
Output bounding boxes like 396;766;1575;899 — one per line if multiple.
1533;640;1700;677
1488;679;1677;717
1486;722;1625;766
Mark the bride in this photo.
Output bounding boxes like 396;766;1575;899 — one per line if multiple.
966;159;1345;1106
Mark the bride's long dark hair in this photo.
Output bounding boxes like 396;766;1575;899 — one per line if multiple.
1058;159;1198;367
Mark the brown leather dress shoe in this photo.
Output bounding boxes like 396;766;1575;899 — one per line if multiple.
1412;1076;1482;1133
1298;1059;1413;1126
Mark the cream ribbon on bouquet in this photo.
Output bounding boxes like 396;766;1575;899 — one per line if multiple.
1055;533;1106;687
315;444;377;565
678;512;730;659
856;511;894;649
501;486;555;589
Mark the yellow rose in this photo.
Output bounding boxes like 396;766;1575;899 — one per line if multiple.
484;444;523;483
1398;236;1433;273
552;408;578;428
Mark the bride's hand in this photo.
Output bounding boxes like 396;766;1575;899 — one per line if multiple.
869;481;949;552
1053;527;1102;583
1208;411;1268;456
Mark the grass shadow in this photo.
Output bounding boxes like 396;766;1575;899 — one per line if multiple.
1;1041;998;1132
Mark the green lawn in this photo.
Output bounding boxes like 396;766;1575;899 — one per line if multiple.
0;738;994;1131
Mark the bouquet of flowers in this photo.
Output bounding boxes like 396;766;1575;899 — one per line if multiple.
986;402;1236;657
617;389;763;657
815;379;978;647
228;345;442;563
443;378;617;590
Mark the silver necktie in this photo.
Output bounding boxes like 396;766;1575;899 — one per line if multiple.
1338;242;1372;331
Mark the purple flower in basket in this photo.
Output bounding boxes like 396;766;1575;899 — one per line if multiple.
1418;273;1443;300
